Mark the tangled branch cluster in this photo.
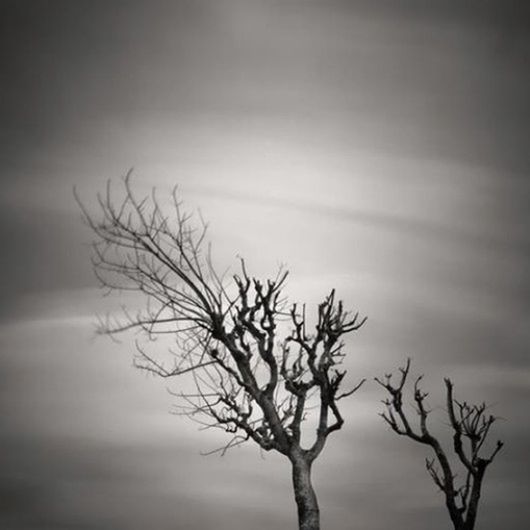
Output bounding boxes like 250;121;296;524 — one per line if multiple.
76;174;366;459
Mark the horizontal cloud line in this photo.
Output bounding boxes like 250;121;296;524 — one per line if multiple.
190;185;522;254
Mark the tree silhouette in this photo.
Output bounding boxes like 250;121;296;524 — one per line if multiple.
376;359;503;530
76;173;366;530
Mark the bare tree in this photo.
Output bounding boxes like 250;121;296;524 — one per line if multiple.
76;173;366;530
375;359;503;530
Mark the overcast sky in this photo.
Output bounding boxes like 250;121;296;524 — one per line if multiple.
1;1;529;529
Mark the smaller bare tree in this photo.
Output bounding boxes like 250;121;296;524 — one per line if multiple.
375;359;503;530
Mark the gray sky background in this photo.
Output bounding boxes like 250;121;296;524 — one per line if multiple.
1;1;529;529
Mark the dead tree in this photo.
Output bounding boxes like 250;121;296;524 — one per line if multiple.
76;173;366;530
375;359;503;530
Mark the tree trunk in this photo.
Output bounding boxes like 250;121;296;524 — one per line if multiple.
462;466;486;530
291;455;320;530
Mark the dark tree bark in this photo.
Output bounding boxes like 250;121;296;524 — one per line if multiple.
291;450;320;530
76;173;366;530
376;360;503;530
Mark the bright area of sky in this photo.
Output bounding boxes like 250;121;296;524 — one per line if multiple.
1;1;529;529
